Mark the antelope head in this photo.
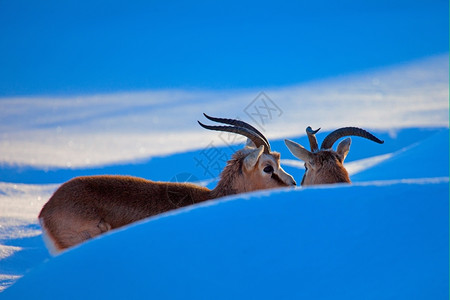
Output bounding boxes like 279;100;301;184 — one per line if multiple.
285;127;384;186
198;113;296;192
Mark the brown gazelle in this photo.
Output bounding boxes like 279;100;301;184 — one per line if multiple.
39;114;296;253
284;126;384;186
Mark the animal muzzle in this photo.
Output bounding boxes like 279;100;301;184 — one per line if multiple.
276;168;297;186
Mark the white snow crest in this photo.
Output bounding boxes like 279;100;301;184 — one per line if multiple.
0;54;448;168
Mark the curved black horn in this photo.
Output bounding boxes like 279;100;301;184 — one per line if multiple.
321;127;384;150
202;113;270;148
306;126;320;152
198;117;271;153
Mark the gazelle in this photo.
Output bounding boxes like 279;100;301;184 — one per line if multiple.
39;114;296;253
284;126;384;186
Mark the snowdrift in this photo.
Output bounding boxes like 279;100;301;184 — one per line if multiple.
3;180;448;299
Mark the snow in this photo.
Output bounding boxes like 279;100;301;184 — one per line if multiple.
0;54;448;168
0;54;449;297
2;180;449;299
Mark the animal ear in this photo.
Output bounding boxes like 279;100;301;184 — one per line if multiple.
336;137;351;162
245;138;256;148
284;139;313;162
243;145;264;170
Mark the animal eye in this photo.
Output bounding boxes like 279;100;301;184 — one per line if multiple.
263;165;274;173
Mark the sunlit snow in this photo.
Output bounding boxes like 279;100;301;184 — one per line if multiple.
0;55;448;297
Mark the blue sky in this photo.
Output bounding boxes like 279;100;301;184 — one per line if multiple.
0;0;448;96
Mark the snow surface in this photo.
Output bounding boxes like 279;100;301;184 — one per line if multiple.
2;179;450;299
0;55;449;298
0;54;448;168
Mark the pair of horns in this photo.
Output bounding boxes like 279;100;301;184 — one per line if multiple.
306;126;384;152
198;113;271;154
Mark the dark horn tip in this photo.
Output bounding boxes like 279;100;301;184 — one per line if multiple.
369;133;384;144
306;126;321;134
203;113;216;121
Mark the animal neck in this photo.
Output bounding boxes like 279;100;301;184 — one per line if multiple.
209;176;239;199
312;151;351;184
314;166;350;184
208;150;246;199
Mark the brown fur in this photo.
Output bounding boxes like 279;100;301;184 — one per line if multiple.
286;128;383;186
285;138;352;186
302;150;350;186
39;148;295;252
